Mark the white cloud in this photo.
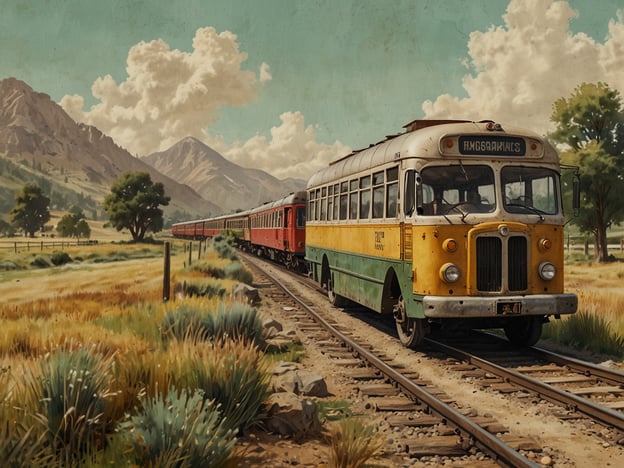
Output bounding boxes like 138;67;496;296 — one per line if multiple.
60;26;348;180
423;0;624;135
60;27;266;156
209;111;351;180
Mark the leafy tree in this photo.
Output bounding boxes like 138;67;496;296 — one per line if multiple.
56;207;91;239
550;82;624;262
103;172;170;242
9;183;50;237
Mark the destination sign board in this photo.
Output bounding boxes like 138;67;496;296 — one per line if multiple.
458;136;526;156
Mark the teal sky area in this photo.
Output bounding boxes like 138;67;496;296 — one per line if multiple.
1;0;623;164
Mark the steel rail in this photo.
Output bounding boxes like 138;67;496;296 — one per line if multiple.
246;256;539;468
427;338;624;432
530;345;624;386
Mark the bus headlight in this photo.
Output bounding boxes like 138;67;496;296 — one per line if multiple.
538;262;556;281
440;263;460;283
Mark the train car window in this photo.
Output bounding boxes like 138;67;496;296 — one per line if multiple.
296;207;306;228
321;187;327;220
372;170;385;218
360;175;371;219
349;179;358;219
308;190;316;222
327;187;333;221
339;181;348;220
333;184;340;220
387;182;398;218
315;189;321;221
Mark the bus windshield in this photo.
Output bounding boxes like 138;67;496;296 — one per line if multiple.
419;165;495;216
502;166;559;215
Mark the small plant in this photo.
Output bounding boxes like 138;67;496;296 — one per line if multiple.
183;280;227;299
119;389;237;467
211;233;238;260
189;261;225;278
224;261;253;284
173;340;271;435
161;303;210;342
327;417;385;468
543;311;624;357
212;302;264;347
30;255;51;268
50;251;72;266
22;348;114;463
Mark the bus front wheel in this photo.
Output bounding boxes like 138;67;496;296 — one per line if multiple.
394;296;425;348
503;316;543;346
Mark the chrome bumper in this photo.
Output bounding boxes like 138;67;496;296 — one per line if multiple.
422;293;578;318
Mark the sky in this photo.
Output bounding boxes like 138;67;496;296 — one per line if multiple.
1;0;624;180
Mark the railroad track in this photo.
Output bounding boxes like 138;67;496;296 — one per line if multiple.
425;332;624;443
243;253;551;466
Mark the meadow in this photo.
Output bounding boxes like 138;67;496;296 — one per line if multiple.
0;227;622;465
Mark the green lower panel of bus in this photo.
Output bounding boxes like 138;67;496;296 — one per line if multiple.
306;245;424;318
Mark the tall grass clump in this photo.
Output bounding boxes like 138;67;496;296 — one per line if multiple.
0;368;53;466
188;261;225;278
171;339;271;435
543;311;624;357
224;261;253;284
22;348;115;464
327;417;385;468
211;233;238;260
182;280;227;299
161;301;264;347
116;389;237;467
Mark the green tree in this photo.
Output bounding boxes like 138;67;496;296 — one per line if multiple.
56;207;91;239
9;183;51;237
550;82;624;262
103;172;170;242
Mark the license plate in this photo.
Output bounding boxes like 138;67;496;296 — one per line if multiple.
497;301;522;315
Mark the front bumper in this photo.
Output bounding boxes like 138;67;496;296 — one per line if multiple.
422;293;578;318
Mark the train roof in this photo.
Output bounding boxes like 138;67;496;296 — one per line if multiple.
248;191;307;215
307;120;560;188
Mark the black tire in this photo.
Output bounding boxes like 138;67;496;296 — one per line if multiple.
504;316;543;346
394;295;425;348
327;273;349;307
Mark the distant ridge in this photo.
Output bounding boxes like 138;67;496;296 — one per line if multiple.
143;137;306;213
0;77;218;217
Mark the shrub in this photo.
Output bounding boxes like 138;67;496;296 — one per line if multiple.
0;260;19;271
328;417;385;468
224;261;253;284
189;262;225;278
177;340;271;435
22;348;114;463
50;251;72;266
119;389;236;467
30;255;51;268
211;233;238;261
543;311;624;357
212;302;264;348
183;281;226;299
161;304;210;342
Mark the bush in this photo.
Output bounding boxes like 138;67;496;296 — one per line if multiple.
22;348;114;463
0;260;19;270
30;255;51;268
189;262;225;278
119;389;236;467
224;261;253;284
183;281;226;299
50;251;72;266
212;302;264;348
543;311;624;357
328;417;385;468
181;340;271;435
161;304;210;342
212;233;238;261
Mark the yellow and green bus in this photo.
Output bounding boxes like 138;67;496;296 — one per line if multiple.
305;119;578;348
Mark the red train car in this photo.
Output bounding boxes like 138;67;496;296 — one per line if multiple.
247;191;306;270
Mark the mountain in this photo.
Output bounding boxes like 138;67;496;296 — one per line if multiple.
0;77;218;218
143;137;306;214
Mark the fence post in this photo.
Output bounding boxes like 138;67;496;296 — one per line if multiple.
163;242;171;302
584;239;589;256
188;242;192;267
197;239;202;260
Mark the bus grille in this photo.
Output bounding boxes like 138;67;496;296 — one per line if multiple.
476;236;527;292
